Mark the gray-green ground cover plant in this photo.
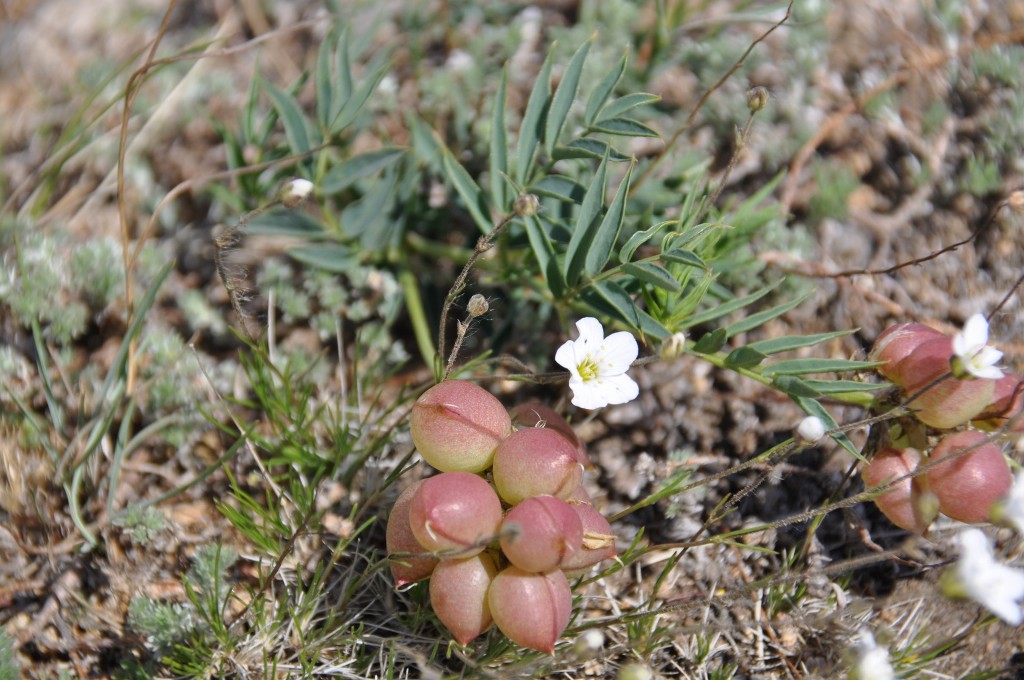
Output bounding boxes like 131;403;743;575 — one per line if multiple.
2;0;1024;677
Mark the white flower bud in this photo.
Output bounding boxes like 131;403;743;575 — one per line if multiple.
279;178;314;208
796;415;826;443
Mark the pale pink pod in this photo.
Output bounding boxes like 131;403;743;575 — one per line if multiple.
500;495;583;573
386;480;438;586
492;427;583;505
411;380;512;473
429;553;498;645
408;472;503;557
926;430;1011;524
488;566;573;654
862;447;931;534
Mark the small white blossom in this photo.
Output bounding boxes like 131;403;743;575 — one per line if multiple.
796;415;826;443
948;528;1024;625
848;630;895;680
951;313;1003;379
555;317;639;410
991;470;1024;536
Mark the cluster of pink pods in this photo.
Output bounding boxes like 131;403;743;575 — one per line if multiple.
386;380;616;653
864;323;1021;533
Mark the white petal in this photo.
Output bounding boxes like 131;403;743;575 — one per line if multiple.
575;317;605;351
568;380;610;410
596;373;639;405
554;339;578;373
599;331;639;373
958;315;991;356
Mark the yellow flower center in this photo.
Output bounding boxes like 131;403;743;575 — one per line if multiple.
577;356;599;382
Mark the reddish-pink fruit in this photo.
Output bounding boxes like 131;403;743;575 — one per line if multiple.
900;337;996;429
925;430;1012;524
870;323;945;385
509;402;590;467
500;495;583;572
429;553;498;645
386;480;438;586
488;566;573;654
862;447;931;534
411;380;512;473
408;472;503;557
973;373;1024;433
492;427;584;505
560;488;617;573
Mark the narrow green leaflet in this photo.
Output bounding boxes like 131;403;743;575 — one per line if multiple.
315;30;335;129
742;329;858;356
762;358;882;377
661;248;707;269
584;162;633;278
264;81;312;155
620;261;681;293
530;175;586;204
245;211;329;238
564;151;609;285
683;281;781;329
619;221;675;263
599;92;660;120
523;215;564;298
288;243;358;273
553;138;631;162
340;170;398;238
800;379;888;394
693;327;728;354
334;26;353;108
319;148;406;194
724;346;767;369
515;49;555;185
490;67;509;211
408;114;443;169
724;292;810;338
590;117;659;138
330;53;390;134
545;38;592;158
771;375;823;398
442;148;492;234
581;280;640;330
584;49;627;125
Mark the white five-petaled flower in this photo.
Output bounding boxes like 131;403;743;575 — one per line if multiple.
951;313;1004;380
946;528;1024;625
848;629;895;680
555;317;639;410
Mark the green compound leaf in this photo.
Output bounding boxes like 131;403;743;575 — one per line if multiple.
319;148;406;194
620;261;681;293
545;38;592;158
